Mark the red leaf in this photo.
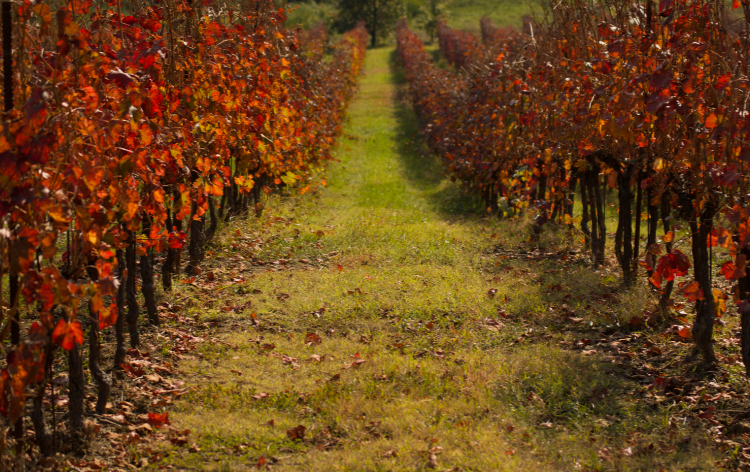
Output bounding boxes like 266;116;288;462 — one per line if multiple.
714;73;731;92
148;412;170;428
720;260;736;280
52;319;83;350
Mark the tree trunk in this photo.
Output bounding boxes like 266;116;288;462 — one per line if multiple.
31;339;54;457
593;172;607;265
162;208;173;291
690;204;718;364
114;249;127;369
586;167;605;265
68;344;85;431
738;244;750;376
172;199;184;275
9;274;23;448
88;300;111;414
580;173;591;246
633;172;643;274
206;197;219;243
646;191;659;278
140;216;159;326
615;165;634;285
126;230;140;348
187;202;206;274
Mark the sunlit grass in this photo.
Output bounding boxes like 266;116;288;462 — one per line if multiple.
447;0;540;32
152;47;720;471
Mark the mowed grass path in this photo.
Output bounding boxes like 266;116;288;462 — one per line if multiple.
155;48;718;471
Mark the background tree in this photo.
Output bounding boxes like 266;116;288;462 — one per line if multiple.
419;0;450;43
334;0;406;47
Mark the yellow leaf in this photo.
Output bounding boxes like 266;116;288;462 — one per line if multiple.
64;21;79;36
33;4;52;24
47;205;70;223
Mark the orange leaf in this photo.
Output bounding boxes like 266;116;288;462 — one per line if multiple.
705;113;718;129
682;282;703;302
649;272;662;289
99;303;118;330
148;412;170;428
52;319;83;350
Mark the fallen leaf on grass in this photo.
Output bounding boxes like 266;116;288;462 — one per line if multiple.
286;424;306;441
170;435;189;446
343;359;367;369
305;332;322;345
481;318;504;331
148;412;170;428
278;355;300;368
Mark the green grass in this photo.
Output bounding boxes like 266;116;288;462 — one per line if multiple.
447;0;539;32
286;2;338;30
147;46;723;471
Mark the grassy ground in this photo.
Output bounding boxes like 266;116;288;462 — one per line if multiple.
285;0;536;41
447;0;538;32
136;47;740;471
286;2;338;30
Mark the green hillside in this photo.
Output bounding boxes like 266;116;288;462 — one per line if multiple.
448;0;538;32
285;0;537;38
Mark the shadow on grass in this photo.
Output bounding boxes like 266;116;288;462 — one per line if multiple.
386;48;484;217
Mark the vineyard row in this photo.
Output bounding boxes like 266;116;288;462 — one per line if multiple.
397;0;750;373
0;0;366;458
